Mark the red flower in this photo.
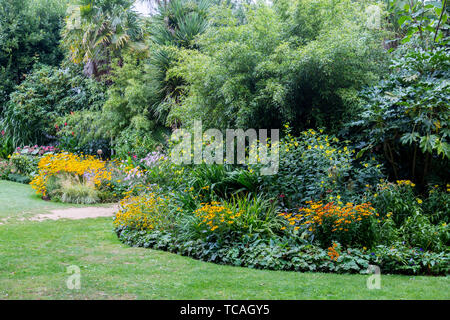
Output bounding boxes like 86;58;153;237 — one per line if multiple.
71;132;75;136
1;130;4;136
279;194;285;198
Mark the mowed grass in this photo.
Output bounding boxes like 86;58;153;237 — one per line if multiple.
0;180;109;221
0;180;449;299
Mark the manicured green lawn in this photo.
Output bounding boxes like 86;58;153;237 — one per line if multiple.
0;180;108;221
0;180;449;299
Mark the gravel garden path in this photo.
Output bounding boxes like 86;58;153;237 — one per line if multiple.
30;205;119;221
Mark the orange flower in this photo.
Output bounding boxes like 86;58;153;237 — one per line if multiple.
327;242;340;261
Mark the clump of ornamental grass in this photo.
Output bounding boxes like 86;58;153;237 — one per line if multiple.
59;175;99;204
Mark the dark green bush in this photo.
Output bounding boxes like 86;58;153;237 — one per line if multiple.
2;64;106;147
346;46;450;188
0;0;66;112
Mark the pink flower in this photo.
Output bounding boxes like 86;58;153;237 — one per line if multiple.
1;130;5;136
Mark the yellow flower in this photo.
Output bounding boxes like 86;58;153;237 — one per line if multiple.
416;198;423;204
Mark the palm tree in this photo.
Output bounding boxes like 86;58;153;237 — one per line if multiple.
62;0;145;79
145;0;215;125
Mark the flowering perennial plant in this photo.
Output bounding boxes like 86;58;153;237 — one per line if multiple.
114;192;173;231
194;202;243;232
396;180;416;187
140;151;167;168
280;200;379;247
30;152;111;196
327;242;340;261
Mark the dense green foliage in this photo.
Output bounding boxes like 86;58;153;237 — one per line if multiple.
2;64;106;146
0;0;67;112
169;0;388;131
347;46;449;186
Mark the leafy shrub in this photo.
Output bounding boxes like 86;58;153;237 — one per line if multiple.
6;173;31;184
0;160;12;179
369;180;420;226
256;128;384;208
0;0;66;111
0;145;58;184
400;212;449;252
9;153;38;176
347;46;449;186
58;135;112;160
59;52;169;160
193;201;240;234
15;145;58;157
2;64;106;147
424;185;450;224
371;242;450;275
